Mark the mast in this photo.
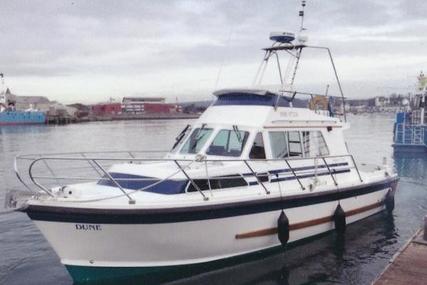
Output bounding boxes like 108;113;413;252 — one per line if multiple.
252;0;347;121
288;0;306;88
299;0;306;32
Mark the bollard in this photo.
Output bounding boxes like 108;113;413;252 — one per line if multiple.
424;216;427;241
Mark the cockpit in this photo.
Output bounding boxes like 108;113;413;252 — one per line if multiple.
170;125;252;158
168;123;330;160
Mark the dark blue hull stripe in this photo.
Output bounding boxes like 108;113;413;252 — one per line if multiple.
247;168;350;185
270;169;350;183
24;178;398;224
97;162;350;193
242;162;349;177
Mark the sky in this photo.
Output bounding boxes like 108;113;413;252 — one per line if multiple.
0;0;426;104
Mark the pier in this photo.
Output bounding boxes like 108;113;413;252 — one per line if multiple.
91;113;199;121
45;113;199;125
373;216;427;285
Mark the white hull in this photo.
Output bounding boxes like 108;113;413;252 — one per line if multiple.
30;182;393;269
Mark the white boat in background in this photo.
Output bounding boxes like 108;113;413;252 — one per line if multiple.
5;2;398;283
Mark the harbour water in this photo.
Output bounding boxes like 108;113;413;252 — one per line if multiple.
0;114;426;285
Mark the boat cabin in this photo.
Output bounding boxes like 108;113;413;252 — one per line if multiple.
166;89;348;161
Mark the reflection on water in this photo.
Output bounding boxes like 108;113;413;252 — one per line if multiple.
0;116;427;285
394;152;427;183
167;212;397;285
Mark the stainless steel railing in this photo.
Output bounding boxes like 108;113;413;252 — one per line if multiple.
14;151;365;204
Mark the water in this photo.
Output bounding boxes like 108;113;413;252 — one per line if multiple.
1;114;426;285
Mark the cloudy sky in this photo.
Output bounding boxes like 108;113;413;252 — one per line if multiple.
0;0;426;103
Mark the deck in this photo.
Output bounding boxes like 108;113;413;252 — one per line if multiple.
373;229;427;285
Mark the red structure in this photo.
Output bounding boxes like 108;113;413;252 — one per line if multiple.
91;97;182;116
143;103;178;113
91;103;122;116
122;97;180;114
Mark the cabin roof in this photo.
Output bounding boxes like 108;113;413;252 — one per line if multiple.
212;88;307;108
213;89;276;97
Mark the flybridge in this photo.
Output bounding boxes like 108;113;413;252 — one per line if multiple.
212;89;307;108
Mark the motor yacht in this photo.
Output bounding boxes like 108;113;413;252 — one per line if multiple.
6;2;398;283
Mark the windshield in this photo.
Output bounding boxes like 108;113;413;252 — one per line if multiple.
180;128;213;154
206;129;249;157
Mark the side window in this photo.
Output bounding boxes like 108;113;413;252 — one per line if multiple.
206;129;249;157
306;131;329;157
249;132;266;159
288;131;302;157
301;131;329;157
187;175;248;192
269;131;289;158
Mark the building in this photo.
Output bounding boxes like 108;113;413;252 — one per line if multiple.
0;88;50;112
47;102;78;118
15;95;51;111
91;102;122;116
67;103;91;118
374;96;390;108
344;98;375;112
121;97;180;114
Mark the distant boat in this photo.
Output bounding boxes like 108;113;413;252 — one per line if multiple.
0;111;46;125
0;74;46;125
393;71;427;152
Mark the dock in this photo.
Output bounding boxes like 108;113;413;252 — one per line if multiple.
45;113;200;125
373;217;427;285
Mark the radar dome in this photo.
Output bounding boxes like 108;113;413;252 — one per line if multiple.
269;32;295;43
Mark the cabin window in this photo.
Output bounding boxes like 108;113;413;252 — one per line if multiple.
187;175;248;192
180;127;213;154
249;132;266;159
268;131;303;158
302;131;329;157
206;129;249;157
269;131;289;158
288;131;303;157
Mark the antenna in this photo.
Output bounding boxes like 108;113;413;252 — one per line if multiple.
289;0;307;87
299;0;306;32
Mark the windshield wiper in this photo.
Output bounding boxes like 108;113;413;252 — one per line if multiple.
233;125;242;143
172;124;190;150
190;123;207;152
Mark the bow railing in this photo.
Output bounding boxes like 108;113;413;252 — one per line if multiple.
13;151;365;204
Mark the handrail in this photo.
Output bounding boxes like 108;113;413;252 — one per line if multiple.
30;174;246;181
350;155;363;182
91;160;135;204
321;157;338;186
243;160;270;194
13;157;36;193
17;152;365;203
28;159;55;197
81;153;103;177
16;153;358;163
284;159;305;190
174;160;208;201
